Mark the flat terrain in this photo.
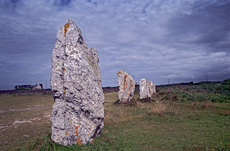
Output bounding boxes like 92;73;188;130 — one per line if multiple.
0;92;53;150
0;82;230;150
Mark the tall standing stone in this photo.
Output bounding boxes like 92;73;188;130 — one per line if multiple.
50;18;104;146
117;70;135;102
139;78;156;99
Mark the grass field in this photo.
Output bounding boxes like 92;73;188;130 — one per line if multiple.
0;92;53;151
0;81;229;150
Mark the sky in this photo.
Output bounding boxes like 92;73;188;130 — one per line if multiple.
0;0;230;90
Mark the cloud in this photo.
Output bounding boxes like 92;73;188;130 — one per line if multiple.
0;0;229;90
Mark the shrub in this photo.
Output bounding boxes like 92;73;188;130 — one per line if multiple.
171;94;179;101
163;95;170;100
187;94;196;101
181;98;185;102
221;78;230;95
16;88;29;90
182;92;188;98
210;96;224;103
196;94;208;102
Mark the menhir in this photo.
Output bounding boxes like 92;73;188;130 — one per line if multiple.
50;18;104;146
117;70;135;102
139;78;156;99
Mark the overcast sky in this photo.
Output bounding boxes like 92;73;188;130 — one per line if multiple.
0;0;229;90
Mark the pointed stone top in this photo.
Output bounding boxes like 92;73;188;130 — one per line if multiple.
67;18;75;25
141;78;147;81
66;18;82;35
68;18;73;22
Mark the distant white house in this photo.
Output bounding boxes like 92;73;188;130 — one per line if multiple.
14;83;43;90
32;83;43;90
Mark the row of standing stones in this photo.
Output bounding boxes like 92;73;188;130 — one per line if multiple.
50;18;156;146
117;70;156;102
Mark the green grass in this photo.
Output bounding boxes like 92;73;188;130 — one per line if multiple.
27;100;230;151
0;82;230;150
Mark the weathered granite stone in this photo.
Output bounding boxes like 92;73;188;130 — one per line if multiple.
139;78;156;99
117;70;135;102
50;18;104;146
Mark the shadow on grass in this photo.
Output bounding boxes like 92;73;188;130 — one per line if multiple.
24;132;127;151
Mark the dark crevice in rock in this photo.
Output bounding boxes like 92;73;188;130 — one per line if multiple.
77;34;83;44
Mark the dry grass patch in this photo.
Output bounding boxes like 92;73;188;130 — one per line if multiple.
0;93;53;150
188;101;216;110
147;102;168;115
104;106;133;125
135;100;182;117
104;92;134;124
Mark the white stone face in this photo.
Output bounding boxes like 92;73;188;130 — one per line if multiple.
117;70;135;102
50;18;104;146
139;78;156;99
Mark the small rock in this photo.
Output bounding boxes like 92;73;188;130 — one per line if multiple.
139;78;156;99
23;134;30;137
117;70;135;102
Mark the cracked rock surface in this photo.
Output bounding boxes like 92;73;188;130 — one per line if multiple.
139;78;156;99
117;70;135;102
50;18;104;145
